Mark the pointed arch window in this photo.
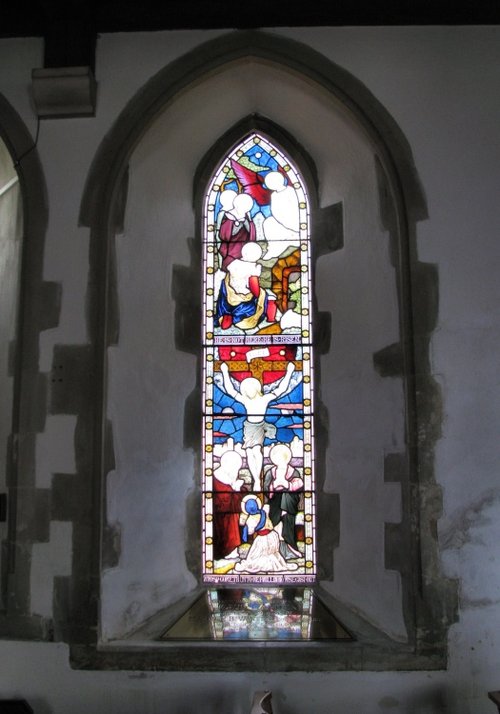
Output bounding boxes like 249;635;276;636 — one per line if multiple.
202;133;316;584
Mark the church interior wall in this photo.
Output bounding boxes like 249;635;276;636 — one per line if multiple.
0;24;499;713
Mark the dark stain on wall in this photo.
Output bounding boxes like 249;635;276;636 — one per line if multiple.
440;489;500;551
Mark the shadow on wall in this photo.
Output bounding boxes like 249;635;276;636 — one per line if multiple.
375;685;449;713
0;701;52;714
406;684;449;713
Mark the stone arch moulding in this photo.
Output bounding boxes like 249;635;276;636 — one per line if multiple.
74;30;458;670
0;94;60;640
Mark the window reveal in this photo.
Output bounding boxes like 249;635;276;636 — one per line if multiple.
202;134;316;584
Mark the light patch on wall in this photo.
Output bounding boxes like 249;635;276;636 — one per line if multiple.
35;415;78;488
30;521;73;617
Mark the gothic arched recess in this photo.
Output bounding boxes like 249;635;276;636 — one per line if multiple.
74;30;457;670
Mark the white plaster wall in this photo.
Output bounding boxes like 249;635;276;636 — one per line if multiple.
0;24;499;714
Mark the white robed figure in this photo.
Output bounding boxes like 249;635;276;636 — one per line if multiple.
220;361;295;491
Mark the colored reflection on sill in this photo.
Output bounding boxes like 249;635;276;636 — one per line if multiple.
159;587;354;642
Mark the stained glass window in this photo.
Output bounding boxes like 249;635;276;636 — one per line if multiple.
202;133;315;585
